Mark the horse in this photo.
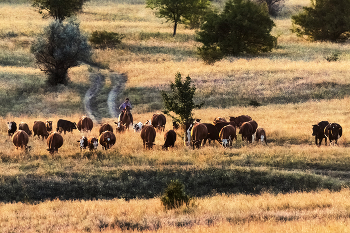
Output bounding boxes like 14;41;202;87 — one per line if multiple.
119;106;133;130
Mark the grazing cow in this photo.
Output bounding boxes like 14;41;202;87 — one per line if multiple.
214;121;237;134
202;123;221;145
191;122;208;149
77;136;88;151
213;117;227;125
56;119;77;134
99;131;116;150
141;125;156;149
219;125;236;148
12;130;29;150
33;121;49;140
47;132;63;154
87;136;99;151
325;123;342;145
77;116;93;132
19;122;32;136
133;122;143;133
312;121;329;146
7;121;17;137
99;123;113;135
239;122;254;143
248;120;258;133
115;121;126;133
163;130;177;150
151;114;166;132
46;120;53;132
230;115;252;127
256;128;267;145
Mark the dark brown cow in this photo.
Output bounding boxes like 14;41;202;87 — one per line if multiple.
77;116;93;132
46;120;53;132
325;123;342;145
219;125;236;148
12;130;29;150
239;122;254;143
230;115;252;127
256;128;267;145
99;131;116;150
191;122;208;149
202;123;221;145
248;120;258;134
213;117;227;125
99;123;114;135
151;114;166;132
214;121;238;134
19;122;32;136
47;132;63;154
312;121;329;146
162;130;176;150
7;121;17;137
141;125;156;149
87;136;99;151
33;121;49;140
57;119;77;134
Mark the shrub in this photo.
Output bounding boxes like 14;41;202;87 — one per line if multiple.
291;0;350;42
89;30;125;49
161;180;190;210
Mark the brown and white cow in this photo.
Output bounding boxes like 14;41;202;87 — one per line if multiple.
219;125;236;148
33;121;49;140
99;131;116;150
7;121;17;137
115;121;126;133
151;114;166;132
12;130;30;150
256;128;267;145
46;120;53;132
325;123;342;146
47;132;63;154
87;136;99;151
77;136;88;151
141;125;156;149
162;130;177;150
239;122;254;143
132;122;143;133
191;122;208;149
230;115;252;127
77;116;93;132
19;122;32;136
312;121;329;146
99;123;113;135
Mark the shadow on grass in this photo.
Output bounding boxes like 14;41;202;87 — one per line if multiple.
0;166;344;202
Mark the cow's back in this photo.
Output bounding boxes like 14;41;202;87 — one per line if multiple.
239;122;253;135
33;121;49;138
99;123;113;135
191;123;208;141
47;132;63;153
12;130;29;148
19;122;32;136
220;125;236;140
78;116;93;132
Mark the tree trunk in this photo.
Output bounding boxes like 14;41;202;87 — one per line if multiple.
173;21;177;37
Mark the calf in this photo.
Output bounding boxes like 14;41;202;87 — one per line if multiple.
57;119;77;134
77;136;88;151
99;123;113;135
191;122;208;149
256;128;267;145
7;121;17;137
33;121;49;140
312;121;329;146
141;125;156;149
47;132;63;154
219;125;236;148
87;137;99;151
325;123;342;146
239;122;253;143
19;122;32;136
12;130;30;150
133;122;143;133
115;121;126;133
163;130;177;150
99;131;116;150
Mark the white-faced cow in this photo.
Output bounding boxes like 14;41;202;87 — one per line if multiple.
19;122;32;136
47;132;63;154
219;125;236;148
99;131;116;150
33;121;49;140
151;114;166;132
239;122;254;143
7;121;17;137
325;123;342;146
115;121;126;133
256;128;267;145
77;116;93;132
77;136;88;151
99;123;113;135
133;122;143;133
162;130;176;150
141;125;156;149
12;130;30;150
56;119;77;134
191;122;208;149
87;137;99;151
312;121;329;146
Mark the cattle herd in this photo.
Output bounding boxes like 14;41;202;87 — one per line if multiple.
6;113;343;153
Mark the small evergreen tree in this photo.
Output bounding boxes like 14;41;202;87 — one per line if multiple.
196;0;276;64
161;72;203;125
161;180;190;210
32;0;89;21
89;30;125;49
291;0;350;42
31;20;92;86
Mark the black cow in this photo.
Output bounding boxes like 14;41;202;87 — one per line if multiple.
162;130;177;150
312;121;329;146
202;123;221;145
325;123;342;146
7;121;17;137
57;119;77;134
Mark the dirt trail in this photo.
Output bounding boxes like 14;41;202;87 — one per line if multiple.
107;73;127;119
84;72;104;123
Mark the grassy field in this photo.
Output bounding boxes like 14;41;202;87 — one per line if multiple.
1;0;350;232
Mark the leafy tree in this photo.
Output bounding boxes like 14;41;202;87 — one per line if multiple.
146;0;211;36
291;0;350;42
196;0;276;64
161;72;203;125
32;0;89;21
31;20;92;86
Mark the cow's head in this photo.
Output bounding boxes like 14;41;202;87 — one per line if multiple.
331;124;342;138
46;121;53;131
78;136;87;149
72;122;77;130
6;121;13;130
145;120;151;125
312;125;320;136
91;138;99;149
133;122;143;132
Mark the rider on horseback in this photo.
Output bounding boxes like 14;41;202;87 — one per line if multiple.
119;98;133;124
